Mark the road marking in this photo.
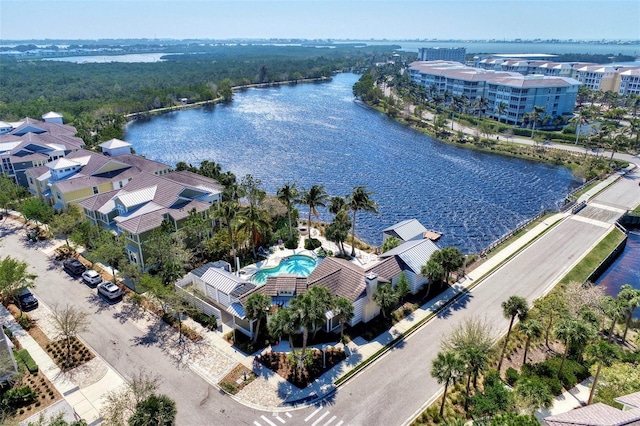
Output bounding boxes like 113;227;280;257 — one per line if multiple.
285;412;292;418
335;422;344;426
274;414;286;424
305;406;322;422
323;415;336;425
253;422;261;426
312;411;330;426
260;415;277;426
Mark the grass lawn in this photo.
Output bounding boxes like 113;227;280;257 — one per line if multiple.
559;227;627;285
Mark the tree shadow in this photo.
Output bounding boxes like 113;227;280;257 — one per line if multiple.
435;289;474;320
112;300;148;324
86;292;122;315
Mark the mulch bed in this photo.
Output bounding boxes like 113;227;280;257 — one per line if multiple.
45;336;94;372
2;370;63;421
259;347;346;388
218;364;257;395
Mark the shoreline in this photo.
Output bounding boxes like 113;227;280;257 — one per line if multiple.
123;76;332;121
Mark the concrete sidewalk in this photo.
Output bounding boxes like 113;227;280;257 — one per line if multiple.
1;305;127;425
535;377;593;423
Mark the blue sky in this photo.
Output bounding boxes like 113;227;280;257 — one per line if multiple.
1;0;639;41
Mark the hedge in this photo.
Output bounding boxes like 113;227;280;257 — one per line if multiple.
16;349;38;374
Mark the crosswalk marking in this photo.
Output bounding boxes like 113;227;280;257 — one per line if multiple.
305;406;323;422
285;412;292;418
253;422;261;426
311;411;330;426
274;414;286;424
323;415;337;426
260;415;277;426
335;421;343;426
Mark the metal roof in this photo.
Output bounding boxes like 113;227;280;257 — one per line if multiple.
380;239;440;274
117;186;157;208
200;266;252;296
382;219;427;242
227;302;246;319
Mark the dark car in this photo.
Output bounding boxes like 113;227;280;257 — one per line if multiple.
63;258;86;276
16;289;38;311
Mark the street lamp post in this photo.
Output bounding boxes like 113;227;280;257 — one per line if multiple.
322;344;327;369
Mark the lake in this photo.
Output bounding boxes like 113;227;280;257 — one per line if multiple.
124;73;580;252
597;231;640;315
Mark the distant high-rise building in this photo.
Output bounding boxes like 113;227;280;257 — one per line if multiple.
418;47;466;63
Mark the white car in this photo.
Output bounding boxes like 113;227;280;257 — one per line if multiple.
97;282;123;300
82;270;103;286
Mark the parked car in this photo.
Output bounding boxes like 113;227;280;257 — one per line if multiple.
97;282;123;300
81;270;103;286
16;289;38;311
63;258;86;276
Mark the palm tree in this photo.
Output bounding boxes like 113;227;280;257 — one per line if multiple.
535;293;568;348
571;106;595;145
585;340;618;405
555;318;596;378
289;294;315;368
461;346;489;411
600;295;626;343
237;204;270;259
421;259;445;296
299;185;328;237
497;296;529;372
347;186;378;257
373;284;398;319
431;351;465;417
277;182;299;241
529;105;546;139
618;285;640;344
268;307;296;350
306;286;333;338
333;297;354;343
518;319;542;365
515;378;553;415
213;201;240;258
328;196;347;215
496;102;508;123
245;293;271;344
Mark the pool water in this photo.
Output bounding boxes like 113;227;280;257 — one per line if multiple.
250;255;319;285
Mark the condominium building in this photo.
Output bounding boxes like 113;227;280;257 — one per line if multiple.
618;68;640;95
418;47;466;63
0;112;85;186
409;61;581;125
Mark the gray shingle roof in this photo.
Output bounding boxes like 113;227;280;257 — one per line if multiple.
307;257;367;302
616;392;640;410
544;403;640;426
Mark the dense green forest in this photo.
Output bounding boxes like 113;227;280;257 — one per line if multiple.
0;44;399;121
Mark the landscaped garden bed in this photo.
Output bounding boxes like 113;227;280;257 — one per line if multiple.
259;347;346;388
218;364;257;395
45;336;94;371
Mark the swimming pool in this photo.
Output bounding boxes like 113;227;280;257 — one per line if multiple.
250;255;319;285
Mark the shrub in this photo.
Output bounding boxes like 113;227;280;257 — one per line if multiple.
2;386;37;408
16;314;33;330
190;311;218;330
505;367;519;386
284;237;298;250
304;238;322;250
3;326;13;339
16;349;38;374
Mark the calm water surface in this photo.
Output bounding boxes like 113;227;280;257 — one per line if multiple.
125;73;580;252
597;231;640;317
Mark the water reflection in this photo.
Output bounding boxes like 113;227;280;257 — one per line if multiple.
125;73;580;252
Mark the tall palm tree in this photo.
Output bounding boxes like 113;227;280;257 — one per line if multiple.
585;340;618;405
497;296;529;372
517;319;542;365
496;102;508;123
333;297;354;343
213;201;240;258
237;204;270;259
347;186;378;257
276;182;299;241
306;286;333;338
268;307;296;350
515;378;553;415
299;185;328;237
245;293;271;344
328;196;347;215
571;106;595;145
618;285;640;344
529;105;546;139
461;346;489;411
600;295;626;343
555;318;596;378
431;351;465;417
535;293;568;348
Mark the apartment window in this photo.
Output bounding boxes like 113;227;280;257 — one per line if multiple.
92;186;99;194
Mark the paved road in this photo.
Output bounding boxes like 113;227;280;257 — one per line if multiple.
2;163;639;425
0;222;260;425
294;165;640;425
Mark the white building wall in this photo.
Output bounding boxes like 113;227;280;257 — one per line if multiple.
351;298;364;325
